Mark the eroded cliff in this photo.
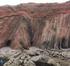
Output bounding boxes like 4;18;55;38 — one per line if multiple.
0;2;70;49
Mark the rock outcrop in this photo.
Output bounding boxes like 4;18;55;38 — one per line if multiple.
0;2;70;49
0;8;31;49
0;2;70;66
12;2;70;49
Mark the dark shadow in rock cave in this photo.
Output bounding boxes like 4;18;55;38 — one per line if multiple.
5;40;12;47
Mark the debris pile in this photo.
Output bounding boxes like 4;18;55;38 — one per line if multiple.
0;47;69;66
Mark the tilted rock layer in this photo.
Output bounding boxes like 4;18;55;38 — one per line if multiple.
0;2;70;49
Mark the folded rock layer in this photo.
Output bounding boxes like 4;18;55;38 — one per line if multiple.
0;2;70;49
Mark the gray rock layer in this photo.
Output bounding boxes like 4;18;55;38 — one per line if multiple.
0;47;70;66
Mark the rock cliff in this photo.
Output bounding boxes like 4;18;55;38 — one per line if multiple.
0;2;70;49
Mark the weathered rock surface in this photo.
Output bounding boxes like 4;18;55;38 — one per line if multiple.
0;2;70;66
0;11;31;49
0;2;70;49
0;47;70;66
11;2;70;49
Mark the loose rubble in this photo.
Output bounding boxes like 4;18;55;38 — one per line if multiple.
0;47;70;66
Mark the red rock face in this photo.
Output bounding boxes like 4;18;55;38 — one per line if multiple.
0;16;23;48
11;20;31;49
0;9;31;49
0;2;70;49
